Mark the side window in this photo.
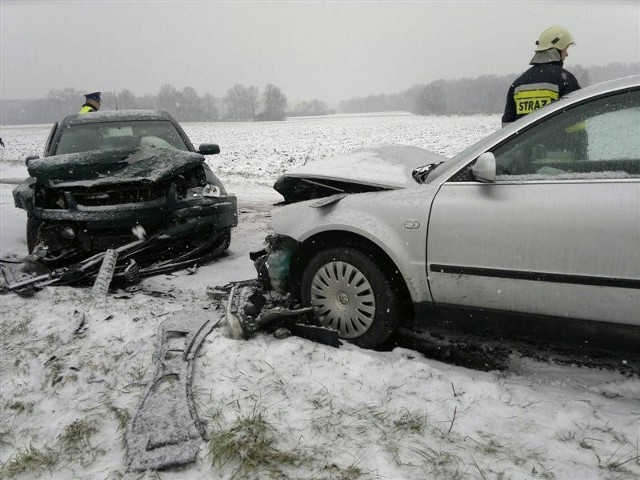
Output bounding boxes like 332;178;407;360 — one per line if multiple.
493;90;640;179
43;123;58;157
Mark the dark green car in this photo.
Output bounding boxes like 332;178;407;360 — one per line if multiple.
13;110;237;272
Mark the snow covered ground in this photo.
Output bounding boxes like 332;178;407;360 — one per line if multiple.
1;114;638;480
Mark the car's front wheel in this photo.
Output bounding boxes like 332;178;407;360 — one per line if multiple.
300;247;400;348
209;229;231;256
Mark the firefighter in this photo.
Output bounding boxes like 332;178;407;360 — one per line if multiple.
502;26;581;126
79;92;101;113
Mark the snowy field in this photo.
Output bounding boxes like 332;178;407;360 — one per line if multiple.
1;113;639;480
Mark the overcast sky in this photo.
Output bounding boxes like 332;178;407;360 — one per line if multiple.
1;0;639;105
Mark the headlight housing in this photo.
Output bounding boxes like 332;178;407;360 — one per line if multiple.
186;184;222;198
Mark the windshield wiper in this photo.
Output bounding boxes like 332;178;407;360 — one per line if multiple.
412;162;444;184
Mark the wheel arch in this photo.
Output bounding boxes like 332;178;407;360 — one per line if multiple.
288;230;415;321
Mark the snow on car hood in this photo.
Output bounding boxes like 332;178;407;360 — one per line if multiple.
282;144;446;189
27;146;205;188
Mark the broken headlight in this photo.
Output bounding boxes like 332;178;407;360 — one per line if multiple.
185;184;222;198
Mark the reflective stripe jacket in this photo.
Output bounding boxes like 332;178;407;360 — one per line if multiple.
79;104;97;114
502;62;580;125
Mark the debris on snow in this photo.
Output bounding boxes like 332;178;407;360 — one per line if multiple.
126;309;221;472
219;279;341;348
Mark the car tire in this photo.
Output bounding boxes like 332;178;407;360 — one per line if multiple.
213;229;231;253
220;229;231;251
199;229;231;261
300;247;400;348
26;217;41;254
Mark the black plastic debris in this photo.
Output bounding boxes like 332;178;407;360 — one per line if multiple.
222;280;341;348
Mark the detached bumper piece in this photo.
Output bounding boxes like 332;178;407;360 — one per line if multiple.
126;309;220;472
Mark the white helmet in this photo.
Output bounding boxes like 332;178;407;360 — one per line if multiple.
535;26;575;52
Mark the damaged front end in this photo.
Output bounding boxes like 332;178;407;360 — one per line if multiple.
216;234;341;346
220;145;448;347
13;146;237;267
251;234;298;293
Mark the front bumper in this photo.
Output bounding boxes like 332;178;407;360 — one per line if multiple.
15;180;238;253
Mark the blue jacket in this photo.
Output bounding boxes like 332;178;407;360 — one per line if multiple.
502;62;580;124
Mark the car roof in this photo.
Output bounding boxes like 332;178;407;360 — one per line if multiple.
562;74;640;101
59;109;177;126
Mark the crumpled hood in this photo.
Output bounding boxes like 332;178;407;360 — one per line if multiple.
28;145;205;188
281;144;446;189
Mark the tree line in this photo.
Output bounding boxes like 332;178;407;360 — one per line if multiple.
0;84;337;125
1;62;637;125
340;62;639;116
1;83;288;125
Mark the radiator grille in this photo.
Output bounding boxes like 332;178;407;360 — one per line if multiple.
71;185;167;206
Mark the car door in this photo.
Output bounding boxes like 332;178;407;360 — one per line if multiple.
426;88;640;327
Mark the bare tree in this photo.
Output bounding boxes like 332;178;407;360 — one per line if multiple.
289;99;330;116
407;83;446;115
244;85;260;120
223;84;246;121
157;84;181;115
223;84;260;121
180;86;202;121
202;93;219;121
260;84;287;120
116;89;137;110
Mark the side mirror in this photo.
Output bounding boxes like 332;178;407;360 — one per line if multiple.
198;143;220;155
472;152;496;183
25;155;39;167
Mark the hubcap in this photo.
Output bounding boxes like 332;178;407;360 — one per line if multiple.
309;261;375;338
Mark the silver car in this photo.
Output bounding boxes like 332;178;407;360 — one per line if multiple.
259;75;640;350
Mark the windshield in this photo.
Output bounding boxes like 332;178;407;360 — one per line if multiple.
54;120;189;155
